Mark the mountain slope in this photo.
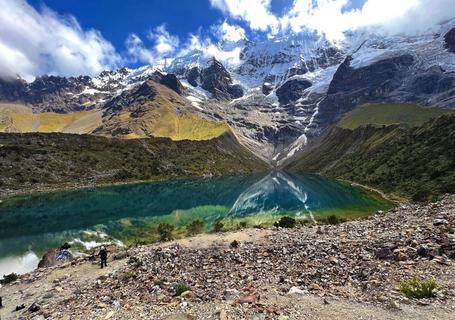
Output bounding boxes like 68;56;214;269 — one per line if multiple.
0;21;454;164
0;80;230;141
337;103;454;129
287;109;455;201
0;131;269;197
0;103;102;134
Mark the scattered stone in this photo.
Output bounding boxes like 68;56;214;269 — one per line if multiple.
15;304;25;312
28;302;40;312
288;287;306;295
433;219;449;226
308;283;322;291
375;247;393;259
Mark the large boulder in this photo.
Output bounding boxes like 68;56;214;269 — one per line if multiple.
227;84;244;99
276;79;312;105
38;248;74;268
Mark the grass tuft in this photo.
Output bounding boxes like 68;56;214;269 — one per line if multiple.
399;278;438;299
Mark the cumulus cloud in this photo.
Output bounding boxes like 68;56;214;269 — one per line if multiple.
148;24;179;54
125;34;156;65
177;32;243;67
280;0;424;41
126;24;179;67
209;0;278;31
212;21;247;42
210;0;455;42
0;0;121;80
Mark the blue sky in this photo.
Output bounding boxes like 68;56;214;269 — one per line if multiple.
27;0;230;54
0;0;453;80
26;0;367;56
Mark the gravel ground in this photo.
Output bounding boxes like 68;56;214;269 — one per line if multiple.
1;195;454;320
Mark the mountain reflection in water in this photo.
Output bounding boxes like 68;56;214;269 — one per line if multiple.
0;172;387;275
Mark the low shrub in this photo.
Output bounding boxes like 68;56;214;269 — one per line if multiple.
213;220;224;232
238;221;247;229
187;219;205;236
230;240;239;248
174;282;191;296
157;223;175;241
399;278;438;299
275;216;296;228
318;215;347;225
1;272;18;284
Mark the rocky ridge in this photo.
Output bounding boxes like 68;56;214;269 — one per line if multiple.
1;195;454;319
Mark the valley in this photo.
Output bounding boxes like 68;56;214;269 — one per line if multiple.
0;7;455;320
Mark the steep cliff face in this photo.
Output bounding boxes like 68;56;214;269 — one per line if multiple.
445;27;455;52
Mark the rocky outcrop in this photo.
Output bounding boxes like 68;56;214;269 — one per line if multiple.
0;77;27;102
186;67;201;87
327;54;414;95
318;54;415;126
200;58;244;100
38;248;74;268
445;27;455;52
410;66;454;95
103;80;158;114
0;74;104;113
276;79;312;105
150;71;184;94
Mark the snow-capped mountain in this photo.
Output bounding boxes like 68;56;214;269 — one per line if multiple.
1;19;454;165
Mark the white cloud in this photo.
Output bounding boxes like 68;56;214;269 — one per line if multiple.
211;0;455;42
209;0;278;31
280;0;422;41
205;44;242;66
148;24;179;55
177;32;243;67
0;0;121;80
213;21;247;42
125;34;155;65
126;24;179;67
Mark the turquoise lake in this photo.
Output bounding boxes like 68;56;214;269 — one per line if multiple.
0;172;389;276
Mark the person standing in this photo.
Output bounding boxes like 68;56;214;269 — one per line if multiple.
99;246;108;268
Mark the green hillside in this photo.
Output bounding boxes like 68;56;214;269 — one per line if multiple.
288;113;455;201
338;103;454;130
0;132;269;197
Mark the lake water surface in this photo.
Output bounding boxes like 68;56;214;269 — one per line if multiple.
0;172;389;276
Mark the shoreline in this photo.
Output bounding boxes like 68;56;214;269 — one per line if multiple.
0;172;394;204
1;195;454;319
0;174;235;202
335;178;403;204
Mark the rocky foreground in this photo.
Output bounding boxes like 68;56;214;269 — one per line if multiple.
1;196;455;320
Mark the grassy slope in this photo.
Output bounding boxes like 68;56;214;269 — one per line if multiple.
288;105;455;201
338;103;454;130
0;104;103;134
95;82;231;141
0;131;269;197
0;96;229;141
